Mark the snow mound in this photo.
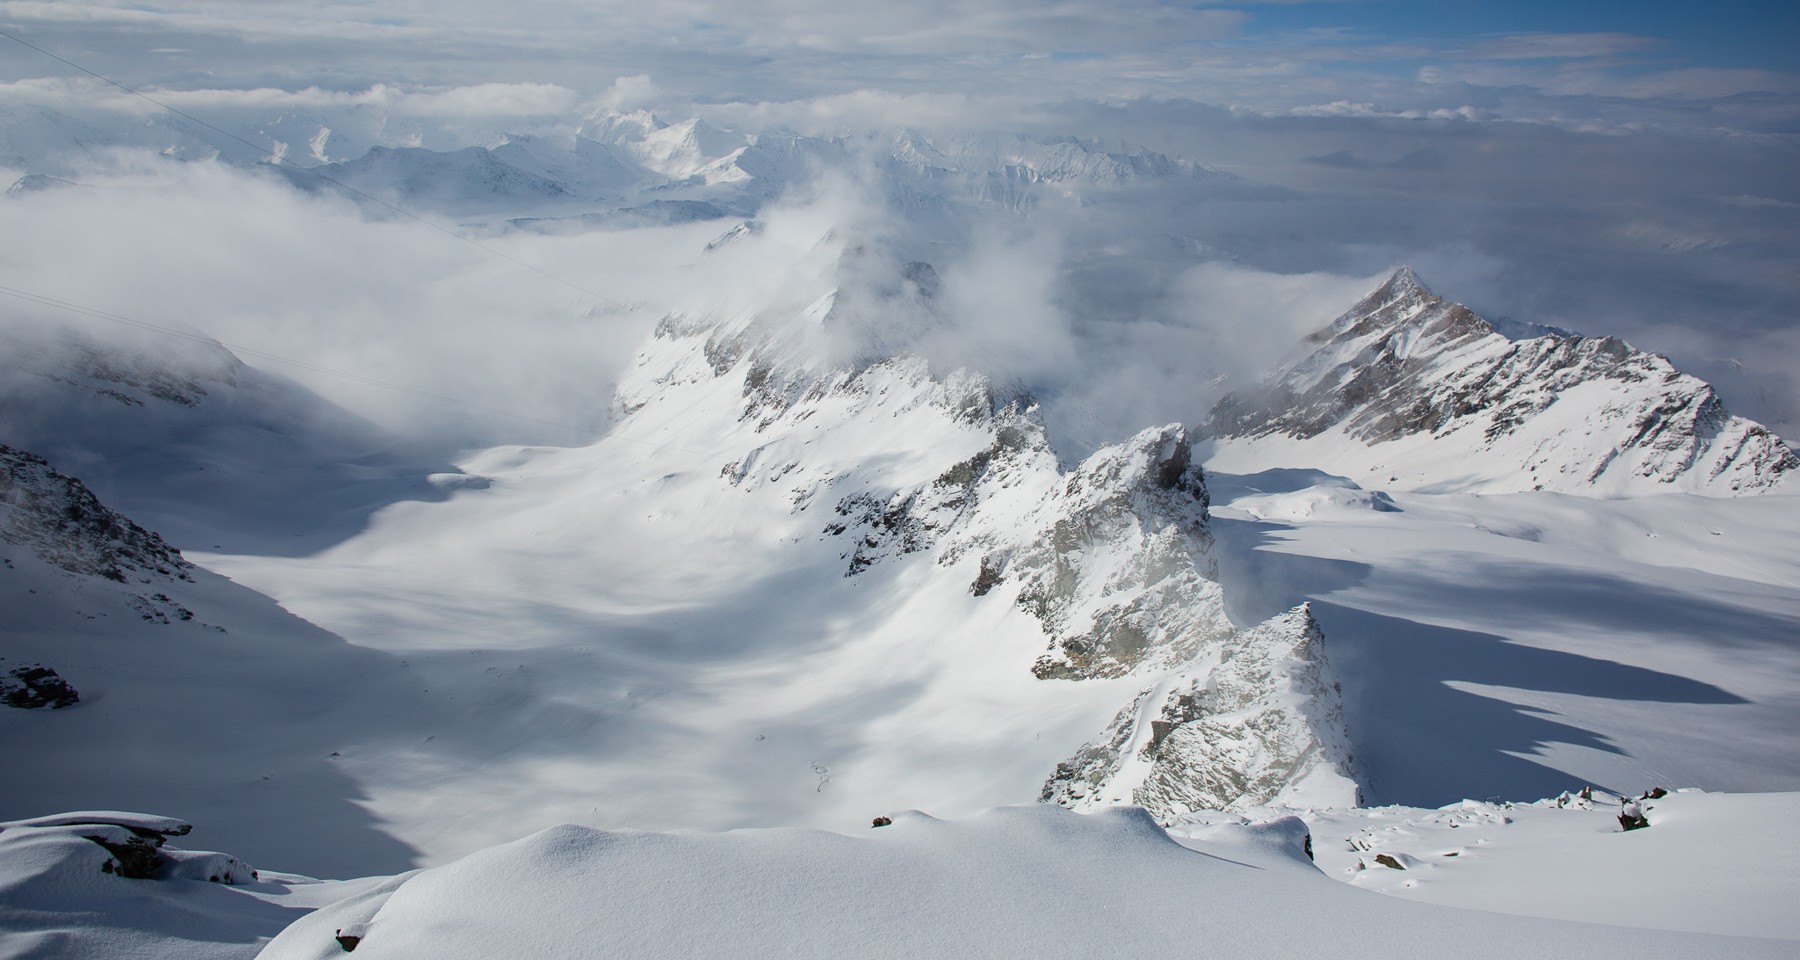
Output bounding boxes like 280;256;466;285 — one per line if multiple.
259;804;1788;959
0;812;284;959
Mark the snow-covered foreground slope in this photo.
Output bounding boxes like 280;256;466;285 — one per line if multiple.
7;795;1795;958
1207;268;1797;496
1281;785;1800;936
249;801;1794;959
0;812;391;960
1212;788;1800;940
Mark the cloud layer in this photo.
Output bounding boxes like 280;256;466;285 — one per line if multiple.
2;1;1796;439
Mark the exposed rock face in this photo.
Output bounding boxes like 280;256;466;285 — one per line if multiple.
1042;604;1359;817
1011;426;1231;681
0;444;192;583
1207;268;1796;496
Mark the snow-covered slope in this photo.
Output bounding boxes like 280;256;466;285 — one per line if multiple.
8;799;1791;960
252;802;1789;960
1200;467;1800;806
0;439;440;878
1207;268;1797;496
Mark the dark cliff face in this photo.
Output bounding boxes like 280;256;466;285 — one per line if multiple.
1205;268;1796;495
0;444;192;584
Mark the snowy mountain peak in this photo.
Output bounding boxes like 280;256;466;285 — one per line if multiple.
577;109;666;145
1311;266;1493;356
1208;271;1798;496
1371;264;1428;303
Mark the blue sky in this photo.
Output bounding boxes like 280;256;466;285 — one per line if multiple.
1237;0;1798;69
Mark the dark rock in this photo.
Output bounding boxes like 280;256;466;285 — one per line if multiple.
871;816;892;828
970;557;1005;597
86;834;163;879
0;663;79;709
1619;802;1651;831
1373;853;1405;870
335;930;362;952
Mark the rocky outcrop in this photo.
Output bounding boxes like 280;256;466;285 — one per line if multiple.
1208;268;1796;495
0;662;79;709
1042;604;1360;817
0;444;192;583
1010;426;1231;680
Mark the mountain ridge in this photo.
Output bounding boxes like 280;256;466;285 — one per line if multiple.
1207;267;1797;496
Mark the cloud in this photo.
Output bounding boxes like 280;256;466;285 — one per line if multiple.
1464;32;1665;61
0;76;582;118
1;2;1795;445
0;0;1244;58
0;154;707;447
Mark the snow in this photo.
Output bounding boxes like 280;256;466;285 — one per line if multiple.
1207;269;1796;497
3;110;1797;956
1203;469;1800;804
5;233;1797;891
3;812;192;836
0;812;388;960
1171;788;1800;941
252;803;1789;960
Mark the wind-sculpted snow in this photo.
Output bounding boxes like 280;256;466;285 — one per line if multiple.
0;810;396;960
1208;267;1797;495
254;803;1790;960
1167;788;1800;941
